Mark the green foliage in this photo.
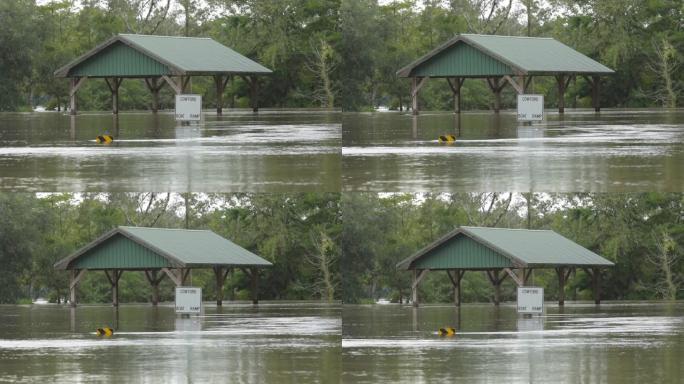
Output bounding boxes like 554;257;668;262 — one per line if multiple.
0;0;343;111
341;0;684;110
0;193;341;304
342;193;684;304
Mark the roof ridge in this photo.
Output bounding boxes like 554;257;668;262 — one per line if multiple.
462;34;553;40
119;33;211;40
119;226;212;232
462;226;553;232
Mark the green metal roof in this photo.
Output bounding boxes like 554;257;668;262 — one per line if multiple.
55;34;272;78
54;226;273;270
397;34;614;78
397;226;614;270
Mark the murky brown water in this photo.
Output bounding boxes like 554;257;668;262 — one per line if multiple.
342;109;684;192
0;110;340;192
0;302;340;383
342;303;684;383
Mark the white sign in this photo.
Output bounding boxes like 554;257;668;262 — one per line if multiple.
517;286;544;314
175;94;202;121
517;94;544;121
175;286;202;314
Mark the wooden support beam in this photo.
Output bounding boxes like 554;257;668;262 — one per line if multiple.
213;266;231;306
161;267;189;286
144;270;165;305
214;75;231;116
105;78;123;115
410;77;429;115
583;76;602;112
144;77;164;113
239;76;260;113
446;269;465;306
486;269;507;305
523;268;533;285
162;75;183;95
504;268;523;287
555;75;572;114
411;269;429;307
486;77;507;113
69;77;87;115
524;76;533;93
104;270;124;307
251;267;259;304
555;267;573;306
446;77;465;114
503;75;525;95
583;267;603;304
69;269;87;307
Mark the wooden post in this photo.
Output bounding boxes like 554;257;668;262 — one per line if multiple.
486;269;508;305
584;76;601;112
486;77;506;113
447;269;465;306
69;269;86;307
250;76;259;113
410;77;428;115
250;267;259;304
144;77;164;113
555;75;572;114
412;269;419;306
214;75;230;116
592;267;601;304
592;76;600;112
144;270;164;305
105;270;123;306
69;77;87;115
446;77;465;114
584;267;603;304
105;78;123;114
523;268;533;285
411;269;429;307
213;266;230;306
555;267;572;306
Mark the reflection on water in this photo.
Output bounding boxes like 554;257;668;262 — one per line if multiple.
0;110;341;191
342;303;684;383
342;109;684;191
0;303;340;383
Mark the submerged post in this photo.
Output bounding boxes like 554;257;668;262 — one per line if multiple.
145;270;164;305
214;75;230;116
250;267;259;304
69;77;86;115
144;77;164;113
410;77;428;115
555;75;572;114
447;77;465;114
105;78;123;114
486;77;506;113
447;269;465;306
555;267;572;306
69;269;86;307
213;266;230;306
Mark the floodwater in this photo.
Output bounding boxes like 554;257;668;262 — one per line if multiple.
0;110;340;192
0;302;340;383
342;109;684;191
342;303;684;383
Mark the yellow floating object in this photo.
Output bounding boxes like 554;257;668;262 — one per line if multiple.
438;327;456;336
96;327;114;337
95;135;114;144
438;135;456;143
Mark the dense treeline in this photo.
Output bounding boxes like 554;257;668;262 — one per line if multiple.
342;193;684;304
0;193;341;304
340;0;684;111
0;0;341;111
